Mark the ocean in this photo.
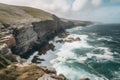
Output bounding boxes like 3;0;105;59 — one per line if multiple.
29;24;120;80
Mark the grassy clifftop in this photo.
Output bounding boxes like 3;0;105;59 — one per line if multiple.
0;3;54;24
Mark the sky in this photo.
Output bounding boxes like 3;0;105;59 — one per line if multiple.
0;0;120;23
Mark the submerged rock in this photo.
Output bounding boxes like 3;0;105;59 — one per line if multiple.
58;32;69;38
56;37;81;43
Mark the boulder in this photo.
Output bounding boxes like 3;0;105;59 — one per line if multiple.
76;37;81;41
56;39;64;43
4;35;16;47
58;32;69;38
50;74;67;80
0;43;12;55
38;74;57;80
45;67;56;74
62;37;81;43
80;78;90;80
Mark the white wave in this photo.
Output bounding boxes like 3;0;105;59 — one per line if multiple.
97;37;112;41
112;70;120;80
49;33;109;80
64;34;93;48
27;51;38;63
90;33;97;36
96;47;113;55
66;26;82;32
76;56;88;63
51;63;107;80
50;34;93;63
70;47;114;63
41;27;113;80
86;47;114;62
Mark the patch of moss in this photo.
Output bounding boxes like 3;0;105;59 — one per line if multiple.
0;53;18;69
0;54;12;69
0;34;5;38
0;43;4;46
5;55;17;63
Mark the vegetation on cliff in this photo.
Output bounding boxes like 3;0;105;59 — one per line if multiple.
0;3;54;24
0;53;17;69
0;64;45;80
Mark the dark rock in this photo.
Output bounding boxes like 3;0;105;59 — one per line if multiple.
38;43;55;55
32;56;45;63
0;44;12;55
58;32;69;38
56;39;64;43
56;37;81;43
45;67;56;74
80;78;90;80
50;74;68;80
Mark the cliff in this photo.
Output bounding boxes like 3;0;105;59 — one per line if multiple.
0;3;92;58
0;3;92;80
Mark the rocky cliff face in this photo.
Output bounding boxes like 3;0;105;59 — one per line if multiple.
11;18;76;58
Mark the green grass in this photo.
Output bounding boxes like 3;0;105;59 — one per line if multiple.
0;10;17;23
0;4;54;24
20;7;53;20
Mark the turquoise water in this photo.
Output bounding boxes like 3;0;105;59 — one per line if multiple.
31;24;120;80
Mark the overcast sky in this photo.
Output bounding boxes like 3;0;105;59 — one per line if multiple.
0;0;120;23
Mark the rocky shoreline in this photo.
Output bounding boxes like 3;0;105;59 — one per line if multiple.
0;3;92;80
31;31;82;64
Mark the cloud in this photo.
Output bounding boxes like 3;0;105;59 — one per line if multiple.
90;6;120;23
72;0;88;11
0;0;71;17
92;0;102;6
111;0;120;3
0;0;120;23
0;0;103;13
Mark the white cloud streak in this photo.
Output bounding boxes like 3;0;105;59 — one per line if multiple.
92;0;102;6
0;0;119;23
0;0;103;13
72;0;88;11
